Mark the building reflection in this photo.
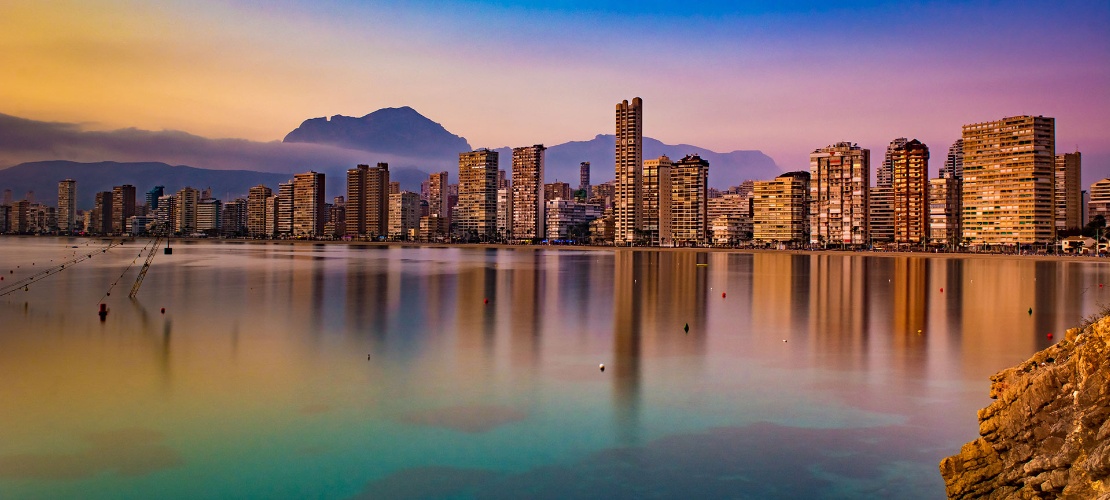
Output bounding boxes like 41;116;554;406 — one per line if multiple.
612;250;642;446
509;251;544;369
806;254;870;369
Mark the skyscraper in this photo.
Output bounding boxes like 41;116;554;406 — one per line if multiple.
276;181;293;236
1055;151;1082;232
292;171;325;237
146;186;164;212
961;115;1055;245
671;154;709;246
579;162;591;194
890;139;929;244
511;144;546;241
247;185;272;237
112;184;136;234
614;97;643;245
428;171;449;220
810;142;870;246
346;163;390;238
458;149;499;240
878;137;908;188
57;179;76;234
388;191;421;240
93;191;113;235
941;139;964;180
929;176;961;247
175;187;199;235
641;155;673;246
1089;179;1110;225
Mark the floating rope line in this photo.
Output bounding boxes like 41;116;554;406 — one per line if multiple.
0;240;123;298
96;237;160;305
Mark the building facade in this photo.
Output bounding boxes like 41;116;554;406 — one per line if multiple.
58;179;76;234
388;191;421;240
1090;179;1110;225
292;171;325;237
1055;151;1082;232
961;115;1055;245
511;144;546;241
641;155;673;246
671;154;709;246
247;185;272;237
175;187;199;235
929;176;961;246
458;149;499;240
753;171;810;244
810;142;870;246
346;163;390;238
112;184;136;234
890;139;929;244
614;97;643;245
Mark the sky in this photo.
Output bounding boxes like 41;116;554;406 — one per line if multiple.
1;0;1108;181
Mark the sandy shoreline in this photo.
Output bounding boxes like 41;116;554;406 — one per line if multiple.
17;234;1104;264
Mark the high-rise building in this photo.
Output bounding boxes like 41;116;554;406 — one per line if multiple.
671;154;709;246
511;144;546;241
810;142;870;245
146;186;164;212
641;155;673;246
93;191;113;234
869;186;894;243
496;186;512;239
544;182;572;202
545;199;604;240
458;149;499;239
388;191;421;240
890;139;929;244
878;137;908;188
247;185;272;237
276;181;293;236
941;139;964;180
427;171;449;220
175;187;199;235
1089;179;1110;225
579;162;590;194
112;184;136;234
1055;151;1082;232
222;198;246;236
929;176;961;246
961;115;1055;245
753;171;810;244
57;179;76;234
197;198;222;235
614;97;643;245
346;163;389;237
292;171;325;237
590;181;616;211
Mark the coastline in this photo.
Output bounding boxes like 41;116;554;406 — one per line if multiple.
11;234;1110;263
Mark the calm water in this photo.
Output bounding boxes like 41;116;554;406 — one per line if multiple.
1;237;1108;499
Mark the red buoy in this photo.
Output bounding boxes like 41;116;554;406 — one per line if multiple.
940;288;943;292
98;303;108;321
1047;332;1053;339
484;298;488;304
160;307;166;314
722;292;726;298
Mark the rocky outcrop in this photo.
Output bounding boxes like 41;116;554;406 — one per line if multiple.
940;317;1110;499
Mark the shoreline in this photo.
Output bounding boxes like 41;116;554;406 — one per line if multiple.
9;234;1109;264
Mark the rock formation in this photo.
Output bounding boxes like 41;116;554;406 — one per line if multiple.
939;316;1110;498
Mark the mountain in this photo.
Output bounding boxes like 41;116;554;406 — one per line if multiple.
0;161;293;208
493;135;781;188
283;107;472;159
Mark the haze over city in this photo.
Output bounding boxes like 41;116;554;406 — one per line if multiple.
2;0;1108;181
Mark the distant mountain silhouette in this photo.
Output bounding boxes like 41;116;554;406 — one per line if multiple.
283;107;472;159
494;135;781;188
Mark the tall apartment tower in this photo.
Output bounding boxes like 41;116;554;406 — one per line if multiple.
388;191;421;240
146;186;164;212
1089;179;1110;224
458;149;499;239
57;179;76;234
346;163;390;237
247;185;272;237
962;115;1055;245
428;171;450;220
752;171;810;243
175;187;199;235
276;181;294;236
641;155;673;246
112;184;136;234
891;139;929;244
614;97;643;245
579;162;591;194
941;139;964;180
810;142;870;246
1055;151;1082;232
292;171;325;237
93;191;113;234
671;154;709;246
511;144;546;241
929;176;961;246
878;137;908;188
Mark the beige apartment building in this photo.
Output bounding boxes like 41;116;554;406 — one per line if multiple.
961;115;1055;245
614;97;642;245
891;139;929;244
671;154;709;245
641;155;673;246
388;191;421;240
247;185;272;237
753;171;809;244
1089;179;1110;225
458;149;499;239
346;163;390;238
292;171;325;237
1055;151;1082;232
510;145;545;242
57;179;76;234
929;176;961;247
810;142;870;246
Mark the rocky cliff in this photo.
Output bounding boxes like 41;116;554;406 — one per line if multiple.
939;316;1110;499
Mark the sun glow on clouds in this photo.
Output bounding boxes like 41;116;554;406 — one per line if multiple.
1;1;1108;172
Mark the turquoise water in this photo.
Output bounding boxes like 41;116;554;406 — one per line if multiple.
1;238;1106;498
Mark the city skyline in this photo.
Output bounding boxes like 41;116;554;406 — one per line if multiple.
1;1;1107;181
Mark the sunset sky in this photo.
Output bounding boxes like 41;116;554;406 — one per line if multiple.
2;0;1108;177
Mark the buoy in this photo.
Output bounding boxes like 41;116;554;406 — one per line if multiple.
1047;333;1053;339
684;323;689;334
940;288;943;292
599;363;605;372
783;339;788;343
160;307;165;314
98;304;108;321
1028;307;1033;315
722;292;726;298
367;354;371;360
484;298;488;304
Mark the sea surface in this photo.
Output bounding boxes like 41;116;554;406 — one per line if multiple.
1;237;1107;499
